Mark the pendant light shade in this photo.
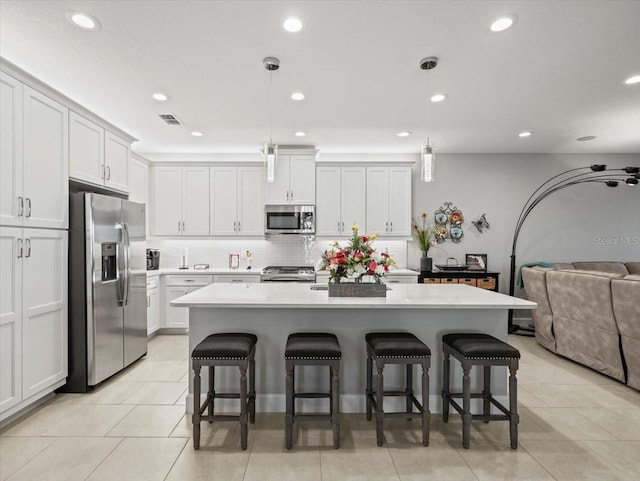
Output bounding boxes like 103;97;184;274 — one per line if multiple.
264;142;277;182
421;143;434;182
262;57;280;183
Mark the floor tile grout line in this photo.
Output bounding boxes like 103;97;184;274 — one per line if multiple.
161;437;189;481
81;436;125;481
518;440;561;481
579;438;638;479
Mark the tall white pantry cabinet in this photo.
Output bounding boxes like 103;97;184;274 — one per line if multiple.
0;70;69;423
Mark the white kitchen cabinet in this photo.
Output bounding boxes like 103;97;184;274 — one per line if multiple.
383;274;418;284
366;166;411;237
0;227;67;421
153;166;210;236
210;166;264;236
146;276;159;336
164;275;212;328
316;166;366;236
69;111;130;193
213;274;261;283
265;155;315;204
1;73;68;230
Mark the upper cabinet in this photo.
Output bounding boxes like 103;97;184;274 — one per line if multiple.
69;111;130;193
316;166;366;236
366;166;411;237
1;72;68;230
129;155;149;234
265;154;315;205
210;166;264;236
152;166;210;236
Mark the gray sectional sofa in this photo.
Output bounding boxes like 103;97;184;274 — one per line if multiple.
521;262;640;389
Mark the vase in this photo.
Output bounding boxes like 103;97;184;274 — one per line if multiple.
420;254;433;273
328;282;387;297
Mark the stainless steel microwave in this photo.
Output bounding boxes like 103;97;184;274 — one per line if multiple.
265;205;315;235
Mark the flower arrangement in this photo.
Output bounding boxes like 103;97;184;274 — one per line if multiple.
412;212;436;255
317;224;396;283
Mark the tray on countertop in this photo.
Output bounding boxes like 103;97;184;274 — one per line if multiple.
435;265;470;272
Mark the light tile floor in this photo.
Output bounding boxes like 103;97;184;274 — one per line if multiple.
1;334;639;481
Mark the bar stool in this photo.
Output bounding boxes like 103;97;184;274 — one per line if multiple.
191;333;257;450
442;333;520;449
365;332;431;447
285;332;341;450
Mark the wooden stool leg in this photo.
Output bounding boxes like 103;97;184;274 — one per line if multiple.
406;364;413;416
285;361;294;450
366;355;373;421
509;361;519;449
331;363;340;449
249;357;256;424
192;362;202;450
462;364;472;449
208;366;215;422
375;361;384;447
483;365;491;422
442;351;450;423
421;359;430;446
240;365;248;450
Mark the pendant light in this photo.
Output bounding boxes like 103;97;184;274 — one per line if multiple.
262;57;280;182
420;57;438;182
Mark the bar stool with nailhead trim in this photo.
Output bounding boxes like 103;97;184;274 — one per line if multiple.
365;332;431;447
191;333;257;450
442;333;520;449
285;332;341;450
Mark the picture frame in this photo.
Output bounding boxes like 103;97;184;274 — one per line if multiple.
465;253;487;272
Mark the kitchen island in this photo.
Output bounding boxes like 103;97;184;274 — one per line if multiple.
172;283;536;413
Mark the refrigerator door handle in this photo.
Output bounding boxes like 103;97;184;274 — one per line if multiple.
122;222;130;306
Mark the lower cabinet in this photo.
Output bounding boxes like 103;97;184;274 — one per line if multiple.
213;274;261;283
164;275;213;329
146;276;159;335
0;227;67;422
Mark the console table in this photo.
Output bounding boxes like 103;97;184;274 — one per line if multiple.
418;271;500;292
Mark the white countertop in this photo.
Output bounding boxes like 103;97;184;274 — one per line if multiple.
149;268;262;275
171;282;537;310
316;269;418;277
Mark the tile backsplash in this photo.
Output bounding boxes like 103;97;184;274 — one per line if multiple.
148;236;408;270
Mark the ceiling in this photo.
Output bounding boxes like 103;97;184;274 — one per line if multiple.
1;0;639;156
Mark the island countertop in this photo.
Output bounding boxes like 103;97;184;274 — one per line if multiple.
171;282;537;310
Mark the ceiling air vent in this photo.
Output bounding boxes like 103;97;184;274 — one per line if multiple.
159;114;181;125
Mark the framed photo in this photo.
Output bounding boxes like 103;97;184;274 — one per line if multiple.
465;254;487;272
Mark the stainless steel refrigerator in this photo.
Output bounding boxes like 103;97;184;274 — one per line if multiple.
62;192;147;392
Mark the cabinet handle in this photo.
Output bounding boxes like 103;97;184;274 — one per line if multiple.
233;221;237;232
385;221;388;232
342;221;344;232
106;165;111;180
101;165;106;179
146;296;150;307
25;239;31;258
337;221;341;232
17;238;23;258
182;220;185;232
237;220;241;232
25;198;31;217
389;221;393;232
286;191;289;201
18;196;24;217
184;279;195;282
178;220;181;232
290;190;294;201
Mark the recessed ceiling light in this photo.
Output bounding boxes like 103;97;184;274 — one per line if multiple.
397;131;411;137
577;136;597;141
152;93;168;102
624;74;640;85
66;11;100;30
191;131;203;137
518;131;532;137
283;17;303;32
430;93;446;103
490;14;517;32
291;92;305;101
294;131;306;137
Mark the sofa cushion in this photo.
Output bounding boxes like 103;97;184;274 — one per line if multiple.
521;267;556;352
572;262;629;275
546;270;625;382
612;276;640;390
625;263;640;275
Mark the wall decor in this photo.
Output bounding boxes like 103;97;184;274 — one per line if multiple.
471;213;490;233
434;201;464;243
466;253;488;272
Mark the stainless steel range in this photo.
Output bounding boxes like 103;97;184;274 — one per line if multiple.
261;265;316;283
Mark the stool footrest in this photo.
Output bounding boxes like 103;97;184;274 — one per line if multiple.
294;392;331;399
201;414;241;422
446;392;487;399
293;413;333;422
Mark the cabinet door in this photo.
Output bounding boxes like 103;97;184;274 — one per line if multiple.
69;112;104;187
316;166;342;236
0;228;22;413
22;86;68;230
237;166;264;235
341;166;367;234
366;166;390;235
265;156;290;204
147;288;159;335
21;229;67;399
165;287;189;328
182;167;210;236
387;166;411;236
129;158;149;235
0;72;23;227
152;166;182;235
104;131;130;193
288;155;316;204
210;167;237;235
